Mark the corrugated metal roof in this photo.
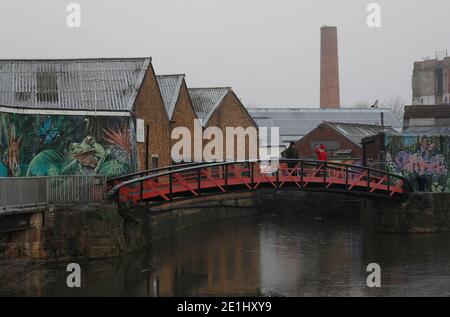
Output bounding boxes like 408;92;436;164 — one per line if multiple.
325;122;398;147
403;126;450;135
248;107;402;147
189;87;230;124
0;58;151;112
156;74;184;119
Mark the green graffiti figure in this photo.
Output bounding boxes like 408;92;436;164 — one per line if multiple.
66;135;110;175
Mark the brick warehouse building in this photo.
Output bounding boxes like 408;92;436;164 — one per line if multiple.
0;58;171;178
248;108;402;155
156;74;198;163
293;122;397;163
189;88;258;161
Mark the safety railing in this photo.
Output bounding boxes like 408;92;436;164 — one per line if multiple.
48;175;106;204
0;175;107;211
0;177;48;210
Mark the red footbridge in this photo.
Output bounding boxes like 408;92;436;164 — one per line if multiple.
108;159;412;206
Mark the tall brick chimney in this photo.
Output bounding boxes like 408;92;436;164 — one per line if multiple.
320;26;340;109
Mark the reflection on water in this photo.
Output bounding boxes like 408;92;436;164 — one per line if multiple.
2;216;450;296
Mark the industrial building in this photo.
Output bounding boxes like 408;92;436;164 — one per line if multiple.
0;58;171;177
156;74;198;163
402;104;450;134
293;122;397;162
248;107;402;153
412;55;450;105
189;87;258;161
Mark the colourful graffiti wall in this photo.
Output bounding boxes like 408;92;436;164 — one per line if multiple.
0;112;136;178
385;134;450;192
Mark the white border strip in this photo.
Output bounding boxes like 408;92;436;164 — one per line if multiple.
0;106;130;117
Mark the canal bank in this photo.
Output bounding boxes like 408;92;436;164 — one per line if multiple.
2;191;450;261
362;192;450;233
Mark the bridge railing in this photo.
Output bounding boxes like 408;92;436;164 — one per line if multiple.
108;159;412;206
107;162;203;189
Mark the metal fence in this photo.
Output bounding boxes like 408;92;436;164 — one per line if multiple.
0;175;106;210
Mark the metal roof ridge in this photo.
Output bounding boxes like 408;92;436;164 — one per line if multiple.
324;121;394;128
188;87;231;90
0;57;152;62
156;74;185;78
248;107;393;111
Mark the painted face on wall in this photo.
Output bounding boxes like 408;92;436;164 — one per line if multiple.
70;136;103;169
64;135;111;176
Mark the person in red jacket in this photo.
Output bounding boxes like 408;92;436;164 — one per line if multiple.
314;144;328;161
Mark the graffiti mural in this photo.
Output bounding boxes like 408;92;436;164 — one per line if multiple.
0;113;136;178
385;135;450;192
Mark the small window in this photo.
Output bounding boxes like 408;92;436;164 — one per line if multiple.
151;156;159;169
15;92;31;102
37;72;59;103
436;67;444;95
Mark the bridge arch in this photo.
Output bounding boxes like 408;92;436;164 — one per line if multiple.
108;159;412;207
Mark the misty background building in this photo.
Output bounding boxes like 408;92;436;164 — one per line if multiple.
412;53;450;105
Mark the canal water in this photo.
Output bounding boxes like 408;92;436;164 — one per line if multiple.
2;216;450;296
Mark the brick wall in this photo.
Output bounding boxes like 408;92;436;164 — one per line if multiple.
206;91;258;161
134;63;171;170
362;133;385;166
294;124;362;159
169;79;198;162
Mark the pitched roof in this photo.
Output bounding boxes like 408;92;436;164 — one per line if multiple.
248;107;402;147
323;122;398;147
156;74;185;119
0;58;151;112
188;87;230;124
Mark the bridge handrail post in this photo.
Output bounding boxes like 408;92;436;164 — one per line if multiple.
323;162;327;185
197;167;201;195
367;168;371;192
140;180;143;201
345;166;349;186
225;164;228;189
169;173;173;200
387;174;390;195
276;168;280;189
300;161;304;186
250;162;254;189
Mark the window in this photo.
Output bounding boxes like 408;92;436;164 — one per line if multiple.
436;67;444;95
36;72;59;103
151;155;159;169
15;92;31;102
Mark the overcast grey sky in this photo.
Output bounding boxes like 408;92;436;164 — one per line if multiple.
1;0;449;108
